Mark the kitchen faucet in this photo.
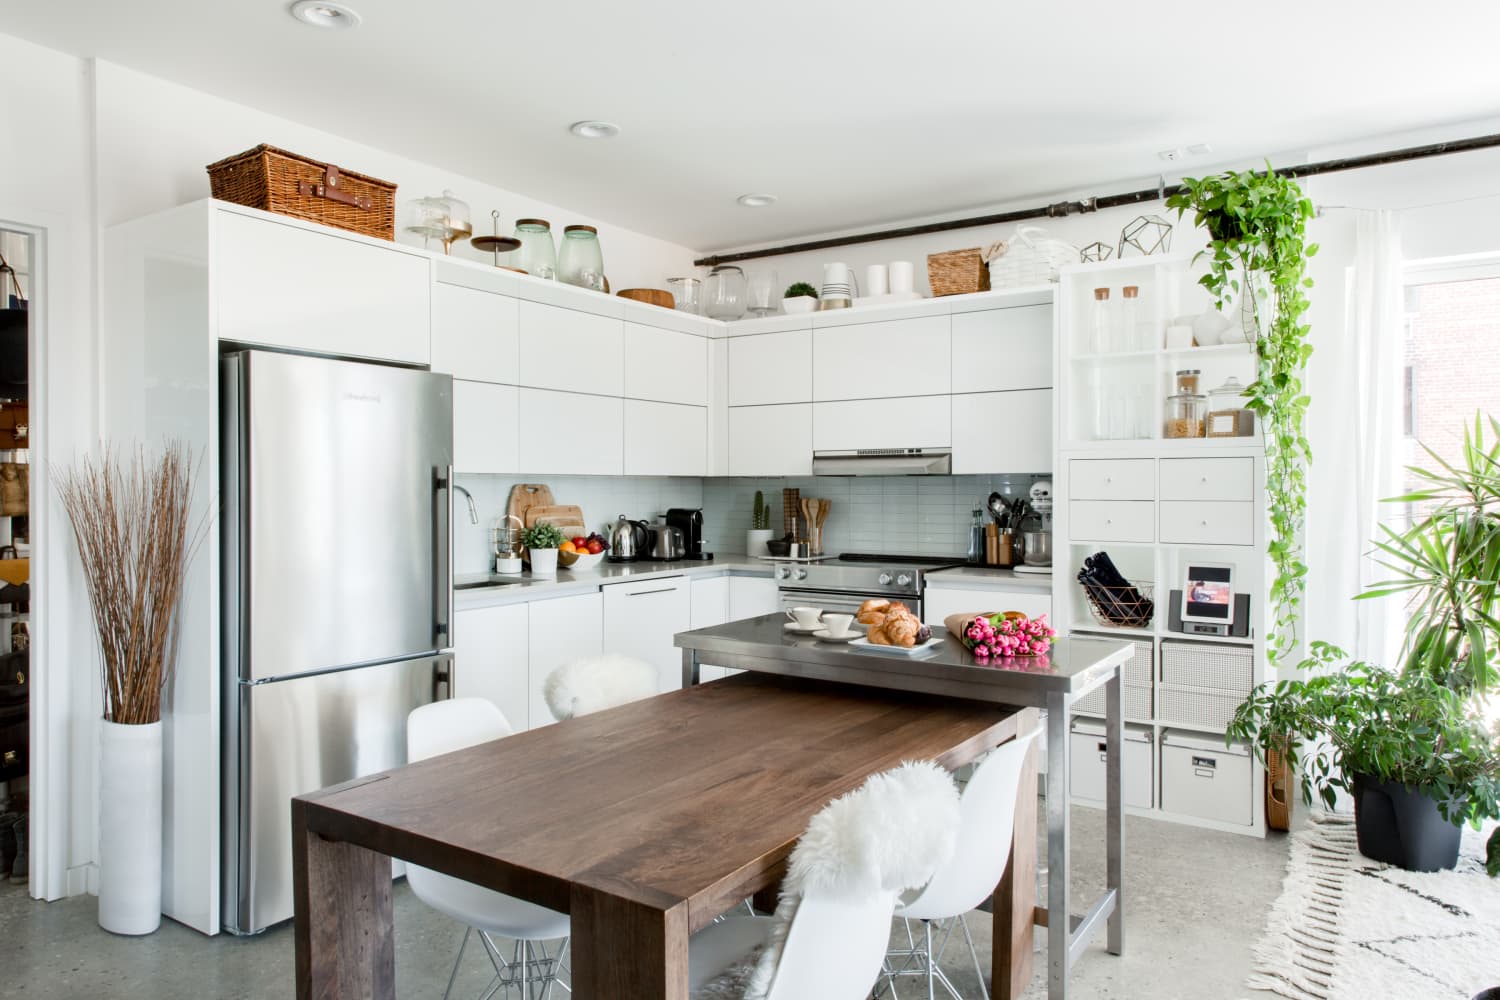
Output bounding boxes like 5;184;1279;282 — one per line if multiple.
452;484;479;525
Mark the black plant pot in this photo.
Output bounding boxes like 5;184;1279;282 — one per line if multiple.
1470;989;1500;1000
1352;773;1462;872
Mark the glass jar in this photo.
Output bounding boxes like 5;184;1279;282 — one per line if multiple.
705;265;747;320
1091;287;1112;354
1207;376;1255;437
1165;393;1207;438
512;219;556;279
407;190;471;254
558;225;605;291
666;276;703;314
1117;285;1140;351
1174;369;1201;395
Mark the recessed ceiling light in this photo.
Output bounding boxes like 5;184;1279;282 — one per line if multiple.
569;120;621;139
736;194;777;208
289;1;362;28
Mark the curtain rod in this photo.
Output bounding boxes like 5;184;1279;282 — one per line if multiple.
693;131;1500;268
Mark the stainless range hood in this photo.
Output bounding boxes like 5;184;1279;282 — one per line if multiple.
811;449;952;476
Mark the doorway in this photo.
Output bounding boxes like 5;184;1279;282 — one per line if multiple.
0;229;33;893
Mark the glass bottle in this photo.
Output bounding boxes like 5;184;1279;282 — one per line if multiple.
967;508;985;564
1120;285;1145;350
512;219;556;279
558;225;605;291
1091;287;1112;354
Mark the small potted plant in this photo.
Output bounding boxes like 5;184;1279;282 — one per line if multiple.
783;282;818;314
522;521;566;578
746;490;773;557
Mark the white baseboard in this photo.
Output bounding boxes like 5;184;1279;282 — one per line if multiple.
65;862;98;897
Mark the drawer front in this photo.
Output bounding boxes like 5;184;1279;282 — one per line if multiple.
1160;741;1252;825
1160;458;1255;502
1069;459;1155;501
1069;500;1155;543
1158;501;1254;546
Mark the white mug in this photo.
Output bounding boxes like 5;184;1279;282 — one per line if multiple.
889;260;915;294
864;264;889;297
822;262;856;300
786;606;823;627
822;613;855;637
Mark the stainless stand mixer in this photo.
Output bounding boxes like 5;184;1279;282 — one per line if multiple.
1013;479;1053;576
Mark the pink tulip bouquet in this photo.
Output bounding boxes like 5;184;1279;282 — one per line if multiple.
957;612;1056;659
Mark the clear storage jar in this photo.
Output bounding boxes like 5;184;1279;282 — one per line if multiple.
513;219;556;279
558;225;605;291
1165;393;1207;438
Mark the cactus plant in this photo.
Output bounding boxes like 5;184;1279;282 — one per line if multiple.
752;490;770;530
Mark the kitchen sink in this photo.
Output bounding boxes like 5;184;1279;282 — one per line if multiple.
454;577;524;591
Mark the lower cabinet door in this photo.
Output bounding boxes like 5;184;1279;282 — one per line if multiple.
453;603;530;730
602;576;692;692
690;577;731;682
723;577;779;679
527;592;604;728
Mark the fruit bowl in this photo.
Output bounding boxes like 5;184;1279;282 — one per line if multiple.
559;549;605;571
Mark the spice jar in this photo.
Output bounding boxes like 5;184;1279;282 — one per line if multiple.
1165;392;1207;439
1174;369;1201;394
1206;376;1255;437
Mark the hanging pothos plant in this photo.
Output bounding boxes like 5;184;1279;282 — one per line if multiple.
1166;168;1317;665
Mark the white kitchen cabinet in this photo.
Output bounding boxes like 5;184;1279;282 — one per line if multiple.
952;390;1051;473
951;305;1053;394
431;281;519;384
453;603;530;730
517;300;624;396
624;323;709;406
215;210;430;364
690;576;731;682
730;576;779;620
727;330;813;405
923;585;1052;627
812;396;951;451
623;400;708;477
517;388;624;475
527;592;604;729
602;576;692;693
812;315;951;401
453;381;518;474
729;404;813;476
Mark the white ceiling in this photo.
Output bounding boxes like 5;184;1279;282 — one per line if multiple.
6;0;1500;252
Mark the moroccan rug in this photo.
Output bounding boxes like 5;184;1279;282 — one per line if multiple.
1247;814;1500;1000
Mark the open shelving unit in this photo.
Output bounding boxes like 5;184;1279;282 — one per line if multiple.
1052;253;1272;838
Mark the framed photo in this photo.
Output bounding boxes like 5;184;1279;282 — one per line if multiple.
1181;563;1235;624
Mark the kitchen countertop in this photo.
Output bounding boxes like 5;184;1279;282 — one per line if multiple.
925;565;1054;592
455;556;773;609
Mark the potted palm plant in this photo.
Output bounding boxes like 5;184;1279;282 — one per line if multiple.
56;443;206;933
1230;414;1500;873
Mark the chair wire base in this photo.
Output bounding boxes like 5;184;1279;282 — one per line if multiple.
440;927;572;1000
872;915;988;1000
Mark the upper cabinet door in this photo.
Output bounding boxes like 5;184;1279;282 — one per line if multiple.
453;380;518;475
951;389;1052;474
215;211;430;365
517;300;624;396
812;396;952;451
728;403;813;476
812;315;950;401
517;388;623;475
623;400;708;477
951;304;1054;393
431;282;519;384
623;323;709;406
727;330;813;405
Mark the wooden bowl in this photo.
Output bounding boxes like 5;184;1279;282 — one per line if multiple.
617;288;675;310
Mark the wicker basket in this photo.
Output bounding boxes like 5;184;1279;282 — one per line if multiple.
206;144;397;240
1266;737;1294;831
927;247;991;297
987;225;1079;288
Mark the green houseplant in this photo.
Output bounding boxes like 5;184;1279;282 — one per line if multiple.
1166;168;1317;666
747;489;773;557
783;281;819;315
522;521;566;578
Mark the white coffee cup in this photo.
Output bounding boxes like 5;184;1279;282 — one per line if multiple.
822;613;855;637
786;606;822;627
864;264;889;297
889;260;915;294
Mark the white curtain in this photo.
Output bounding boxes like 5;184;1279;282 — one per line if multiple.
1305;209;1405;667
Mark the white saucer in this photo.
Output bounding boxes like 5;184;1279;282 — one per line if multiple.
813;629;859;644
784;621;823;634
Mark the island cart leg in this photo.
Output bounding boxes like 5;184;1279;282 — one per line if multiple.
681;648;700;688
1045;690;1071;1000
1106;670;1125;956
292;799;396;1000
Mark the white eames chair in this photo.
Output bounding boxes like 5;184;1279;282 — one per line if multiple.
687;760;963;1000
406;698;571;999
881;726;1043;1000
543;653;659;722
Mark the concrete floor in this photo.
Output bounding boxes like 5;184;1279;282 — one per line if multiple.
0;804;1290;999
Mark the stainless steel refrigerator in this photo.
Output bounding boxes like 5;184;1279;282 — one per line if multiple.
220;349;455;935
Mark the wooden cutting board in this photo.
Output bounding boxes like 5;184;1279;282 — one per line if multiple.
524;504;587;538
506;484;556;531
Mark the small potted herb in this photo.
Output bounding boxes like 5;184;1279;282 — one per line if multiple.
783;282;819;315
746;490;773;557
522;521;566;578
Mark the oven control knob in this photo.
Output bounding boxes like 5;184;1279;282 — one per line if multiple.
776;566;790;580
878;572;894;585
896;573;913;587
792;568;808;581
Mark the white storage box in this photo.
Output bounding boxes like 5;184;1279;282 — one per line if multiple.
1157;640;1253;731
1160;730;1252;826
1070;721;1154;809
1073;635;1153;721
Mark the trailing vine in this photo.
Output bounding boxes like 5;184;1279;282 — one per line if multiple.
1166;168;1317;666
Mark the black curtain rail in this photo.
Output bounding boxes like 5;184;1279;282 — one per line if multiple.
693;130;1500;268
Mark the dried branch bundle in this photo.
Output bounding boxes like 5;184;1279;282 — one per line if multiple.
56;442;208;725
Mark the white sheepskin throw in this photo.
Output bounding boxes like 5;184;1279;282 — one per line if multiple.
744;760;961;1000
543;654;659;721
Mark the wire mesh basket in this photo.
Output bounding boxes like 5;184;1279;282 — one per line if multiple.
1083;580;1154;629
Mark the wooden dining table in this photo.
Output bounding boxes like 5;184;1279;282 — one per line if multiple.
292;672;1039;1000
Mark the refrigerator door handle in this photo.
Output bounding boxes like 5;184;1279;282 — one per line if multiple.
432;654;453;702
434;465;454;649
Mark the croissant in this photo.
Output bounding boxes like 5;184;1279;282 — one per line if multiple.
883;612;921;648
857;598;891;625
867;624;893;645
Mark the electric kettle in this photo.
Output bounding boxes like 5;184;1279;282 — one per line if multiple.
609;515;649;563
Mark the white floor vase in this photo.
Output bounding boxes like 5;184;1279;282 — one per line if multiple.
97;718;163;935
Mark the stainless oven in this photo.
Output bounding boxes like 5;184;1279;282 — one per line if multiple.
778;587;921;621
